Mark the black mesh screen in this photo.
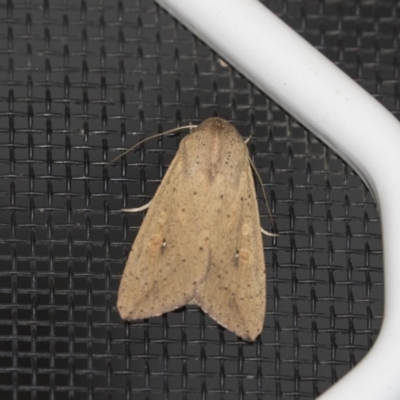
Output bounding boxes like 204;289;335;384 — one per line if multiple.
0;1;387;399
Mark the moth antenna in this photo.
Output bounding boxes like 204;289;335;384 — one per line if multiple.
248;156;278;236
105;124;198;169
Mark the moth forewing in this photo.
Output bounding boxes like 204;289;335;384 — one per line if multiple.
117;117;267;341
192;147;266;341
117;152;211;320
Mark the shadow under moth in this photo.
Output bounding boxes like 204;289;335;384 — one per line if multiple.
117;117;270;341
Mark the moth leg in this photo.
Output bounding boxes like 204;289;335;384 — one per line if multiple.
122;201;152;213
261;227;279;237
243;134;254;144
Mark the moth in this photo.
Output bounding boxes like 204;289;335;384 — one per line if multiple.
117;117;269;341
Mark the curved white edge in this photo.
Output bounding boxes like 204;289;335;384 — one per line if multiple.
154;0;400;399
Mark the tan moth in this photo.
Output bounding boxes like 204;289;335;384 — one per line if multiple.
117;117;271;341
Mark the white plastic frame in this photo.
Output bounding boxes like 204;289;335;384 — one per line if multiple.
154;0;400;398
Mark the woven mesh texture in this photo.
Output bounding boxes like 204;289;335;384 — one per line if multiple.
0;0;389;399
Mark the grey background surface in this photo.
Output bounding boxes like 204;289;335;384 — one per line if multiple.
0;1;388;399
